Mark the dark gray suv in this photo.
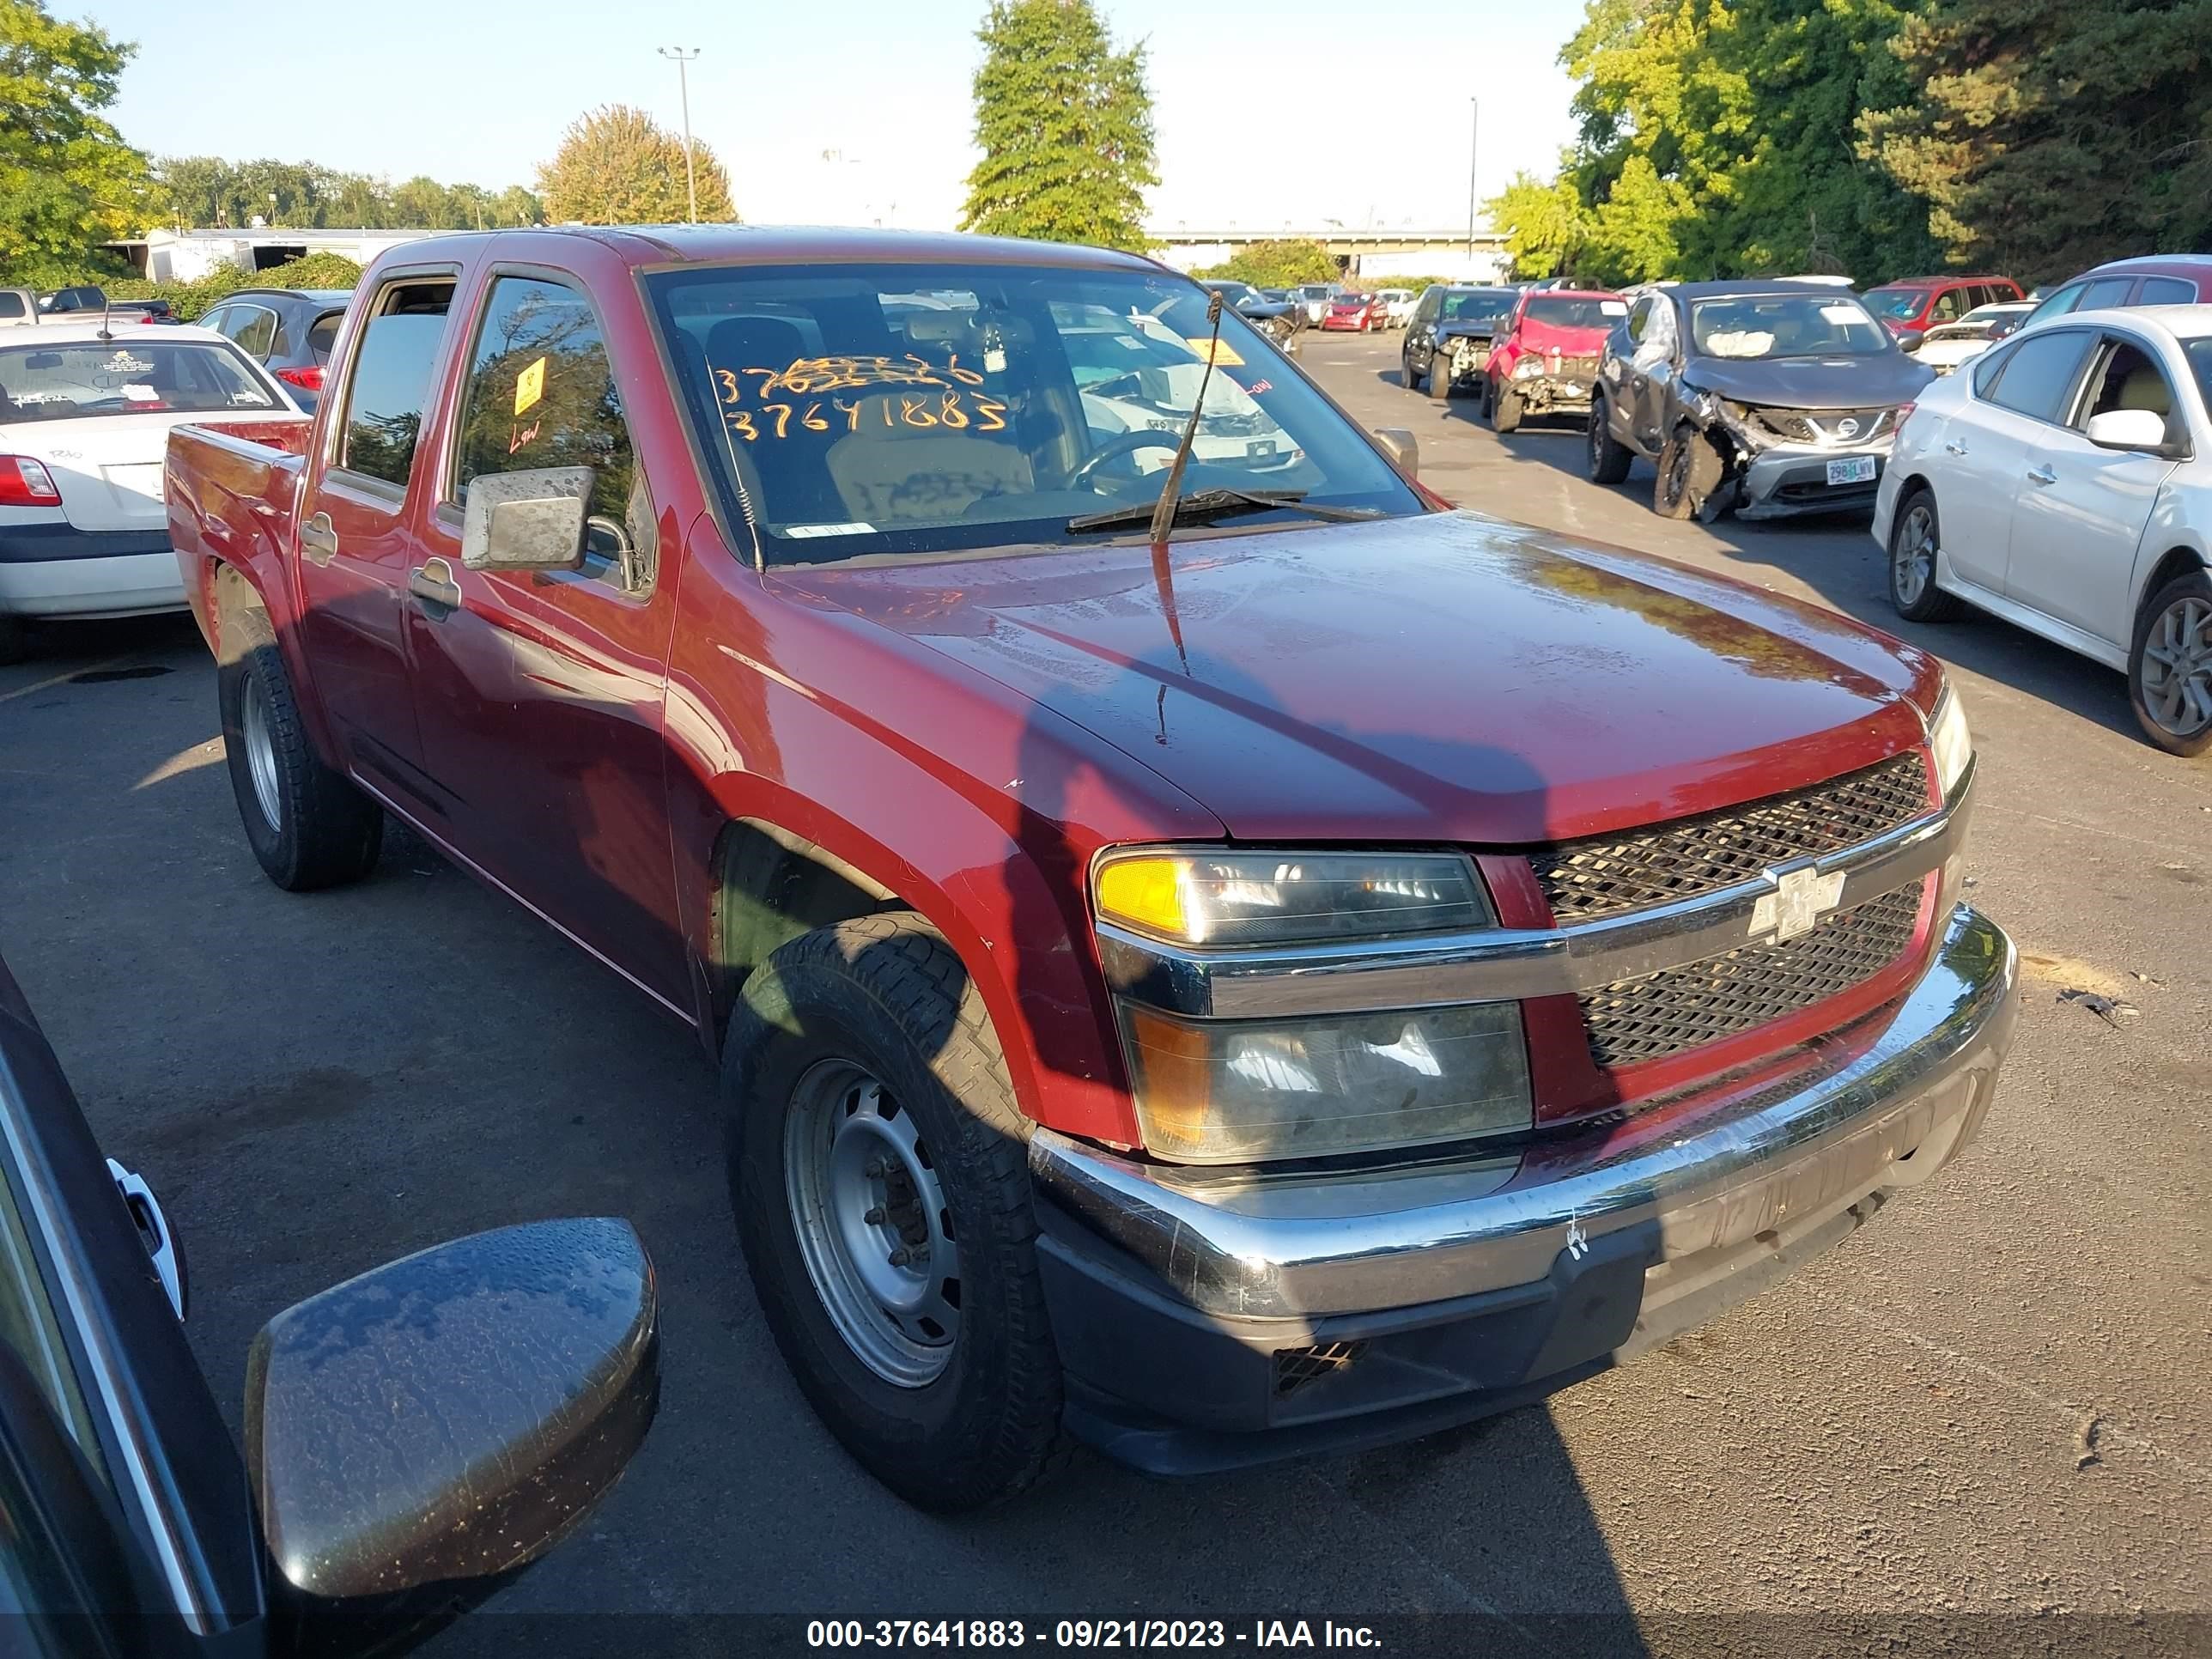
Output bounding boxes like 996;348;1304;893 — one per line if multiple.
195;288;351;409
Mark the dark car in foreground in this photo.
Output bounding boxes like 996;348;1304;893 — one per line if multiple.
2017;254;2212;331
171;224;2012;1510
1401;284;1519;397
197;288;353;408
1589;281;1934;520
0;951;658;1651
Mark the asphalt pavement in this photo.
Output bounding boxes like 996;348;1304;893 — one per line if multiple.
0;326;2205;1656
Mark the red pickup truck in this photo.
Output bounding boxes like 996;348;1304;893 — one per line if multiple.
1480;288;1626;433
167;227;2016;1511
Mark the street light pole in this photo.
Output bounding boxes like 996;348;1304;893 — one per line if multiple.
659;46;702;223
1465;97;1479;260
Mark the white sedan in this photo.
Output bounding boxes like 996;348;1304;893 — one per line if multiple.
1875;304;2212;755
1375;289;1416;328
0;319;298;663
1916;301;2033;375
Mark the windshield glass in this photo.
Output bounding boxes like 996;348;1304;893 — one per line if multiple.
0;338;276;420
1525;296;1621;328
1299;285;1333;300
1438;290;1515;324
1863;287;1929;320
1208;282;1256;303
1687;295;1891;359
650;261;1419;566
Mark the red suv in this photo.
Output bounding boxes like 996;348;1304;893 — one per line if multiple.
2017;253;2212;330
1863;275;2025;352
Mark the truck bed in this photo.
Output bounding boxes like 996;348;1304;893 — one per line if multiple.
166;417;313;647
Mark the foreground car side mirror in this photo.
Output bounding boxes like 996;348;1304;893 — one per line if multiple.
459;465;594;572
2083;408;2172;455
247;1218;657;1656
1372;428;1419;477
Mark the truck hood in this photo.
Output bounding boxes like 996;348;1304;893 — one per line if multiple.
1516;318;1612;356
771;512;1939;846
1680;350;1932;411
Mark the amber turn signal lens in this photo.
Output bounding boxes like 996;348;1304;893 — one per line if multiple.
1095;857;1190;939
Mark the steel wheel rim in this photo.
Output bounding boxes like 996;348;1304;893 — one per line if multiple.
784;1060;959;1388
2141;594;2212;737
1894;502;1936;606
1589;405;1605;471
240;672;283;831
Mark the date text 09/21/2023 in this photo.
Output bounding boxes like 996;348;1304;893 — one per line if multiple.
805;1620;1382;1649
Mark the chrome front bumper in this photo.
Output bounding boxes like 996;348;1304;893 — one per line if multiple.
1032;903;2015;1328
1736;438;1896;517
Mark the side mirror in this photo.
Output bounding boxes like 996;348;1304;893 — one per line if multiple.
247;1218;657;1651
1372;427;1419;477
459;466;594;572
2084;408;2171;454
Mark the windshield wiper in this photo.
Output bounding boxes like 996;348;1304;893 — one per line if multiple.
1066;487;1381;534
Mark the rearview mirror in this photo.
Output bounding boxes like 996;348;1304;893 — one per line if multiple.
1372;427;1419;477
247;1218;657;1649
2084;408;2170;454
459;465;594;572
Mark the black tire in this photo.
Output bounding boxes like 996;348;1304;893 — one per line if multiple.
1654;426;1723;520
1427;353;1455;400
1887;488;1967;623
217;602;383;890
725;914;1066;1511
0;614;28;667
1492;386;1524;434
1400;351;1418;388
2128;568;2212;757
1587;393;1632;484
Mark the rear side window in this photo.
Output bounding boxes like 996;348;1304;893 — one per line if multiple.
308;312;343;362
230;307;276;359
337;278;453;488
1983;331;2094;423
2141;276;2197;306
0;292;27;321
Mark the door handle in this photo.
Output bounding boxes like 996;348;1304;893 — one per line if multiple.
299;511;337;566
2026;464;2057;486
1943;440;1968;456
408;557;461;615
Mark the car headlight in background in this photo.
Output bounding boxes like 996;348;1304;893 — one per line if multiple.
1094;850;1533;1162
1094;850;1491;946
1928;684;1973;799
1514;356;1544;379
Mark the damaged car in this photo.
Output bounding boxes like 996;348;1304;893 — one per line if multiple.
1588;282;1934;520
1402;284;1519;399
1480;288;1627;432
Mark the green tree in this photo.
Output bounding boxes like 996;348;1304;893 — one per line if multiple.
1862;0;2212;281
1485;170;1595;279
1193;238;1339;287
960;0;1158;251
0;0;153;282
492;185;544;227
536;105;735;225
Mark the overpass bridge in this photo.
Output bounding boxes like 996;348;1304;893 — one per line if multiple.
1149;225;1510;280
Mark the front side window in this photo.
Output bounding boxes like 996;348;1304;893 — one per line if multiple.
1687;294;1889;359
2076;338;2176;434
337;277;453;487
0;1151;109;1490
453;274;647;581
1928;288;1967;324
0;339;276;422
650;261;1419;566
1983;331;2094;422
2077;276;2135;311
2021;282;2086;329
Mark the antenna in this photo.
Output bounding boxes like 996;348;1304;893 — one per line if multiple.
97;295;114;343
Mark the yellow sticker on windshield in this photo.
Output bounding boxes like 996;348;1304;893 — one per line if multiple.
1185;337;1244;367
514;356;546;416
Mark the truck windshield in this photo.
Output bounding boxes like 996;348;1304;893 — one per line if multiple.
0;339;276;421
1437;291;1513;324
1863;287;1930;320
647;261;1420;566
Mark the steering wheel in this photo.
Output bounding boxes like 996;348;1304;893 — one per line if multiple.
1065;429;1183;490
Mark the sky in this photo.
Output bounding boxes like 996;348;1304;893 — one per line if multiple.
88;0;1588;232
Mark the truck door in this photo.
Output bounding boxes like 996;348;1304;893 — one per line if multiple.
295;268;459;805
401;268;688;1012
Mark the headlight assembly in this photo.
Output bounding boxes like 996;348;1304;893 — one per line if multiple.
1928;684;1973;799
1514;356;1544;379
1093;849;1491;947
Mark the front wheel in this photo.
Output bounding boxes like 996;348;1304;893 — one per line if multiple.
1888;489;1966;623
1492;386;1524;434
726;914;1066;1510
1654;427;1723;520
218;608;383;890
1427;354;1455;399
1588;393;1632;483
2129;569;2212;757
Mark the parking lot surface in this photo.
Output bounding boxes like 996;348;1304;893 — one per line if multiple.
1;326;2206;1654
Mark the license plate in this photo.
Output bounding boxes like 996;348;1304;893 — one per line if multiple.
1248;440;1276;458
1826;456;1876;486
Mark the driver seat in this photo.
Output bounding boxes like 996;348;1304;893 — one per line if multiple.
826;392;1032;525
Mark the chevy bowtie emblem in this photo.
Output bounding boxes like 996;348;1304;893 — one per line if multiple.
1750;866;1847;943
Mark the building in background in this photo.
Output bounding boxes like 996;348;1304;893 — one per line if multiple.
107;228;426;283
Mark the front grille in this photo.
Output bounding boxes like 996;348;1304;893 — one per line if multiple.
1743;406;1896;446
1273;1340;1366;1397
1577;884;1925;1068
1529;752;1930;924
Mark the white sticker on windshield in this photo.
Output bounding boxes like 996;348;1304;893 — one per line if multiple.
1820;305;1863;324
1601;300;1628;316
103;352;153;374
785;521;878;538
